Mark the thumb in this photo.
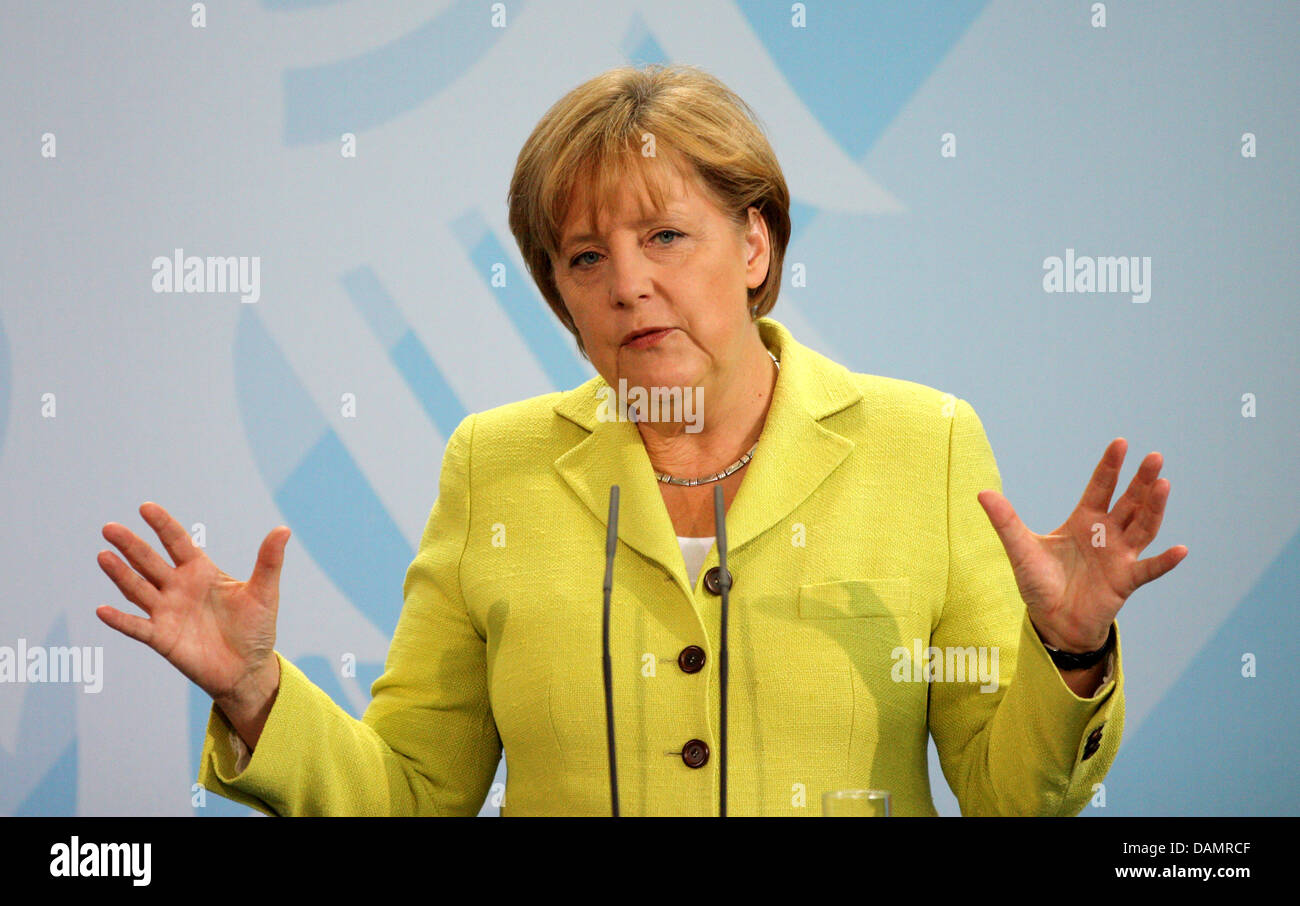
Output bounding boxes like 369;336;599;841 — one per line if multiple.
247;525;290;600
976;490;1038;570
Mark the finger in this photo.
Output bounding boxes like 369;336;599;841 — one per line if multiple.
95;604;157;648
977;490;1040;571
1077;438;1126;513
139;501;202;567
247;526;290;601
102;521;173;589
96;549;161;614
1123;477;1171;550
1129;544;1188;593
1110;451;1163;529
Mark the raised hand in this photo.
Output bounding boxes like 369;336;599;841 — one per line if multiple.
96;502;289;738
976;438;1188;653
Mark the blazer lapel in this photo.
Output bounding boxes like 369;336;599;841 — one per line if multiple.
723;318;861;553
551;318;863;587
552;381;684;581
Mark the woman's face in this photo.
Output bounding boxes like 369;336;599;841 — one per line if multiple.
551;160;770;408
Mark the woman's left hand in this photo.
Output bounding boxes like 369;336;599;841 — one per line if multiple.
976;438;1188;652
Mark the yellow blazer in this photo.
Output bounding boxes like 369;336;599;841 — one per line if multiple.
197;317;1124;816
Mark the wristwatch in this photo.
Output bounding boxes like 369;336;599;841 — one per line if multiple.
1038;623;1116;671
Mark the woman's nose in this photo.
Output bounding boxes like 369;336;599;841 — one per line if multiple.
607;244;654;307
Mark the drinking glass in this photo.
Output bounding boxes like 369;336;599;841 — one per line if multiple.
822;788;891;816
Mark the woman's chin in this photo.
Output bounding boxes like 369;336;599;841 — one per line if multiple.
621;363;700;393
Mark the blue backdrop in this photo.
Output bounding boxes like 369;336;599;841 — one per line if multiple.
0;0;1295;816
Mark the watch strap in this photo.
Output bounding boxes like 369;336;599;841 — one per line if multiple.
1040;623;1116;671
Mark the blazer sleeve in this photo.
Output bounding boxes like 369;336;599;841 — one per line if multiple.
194;413;502;815
927;398;1125;816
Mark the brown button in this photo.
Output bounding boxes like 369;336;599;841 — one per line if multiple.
681;739;710;768
1082;725;1104;761
703;566;732;595
678;645;706;674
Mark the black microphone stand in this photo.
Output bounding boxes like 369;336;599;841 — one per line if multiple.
601;483;731;817
602;486;620;817
714;483;730;818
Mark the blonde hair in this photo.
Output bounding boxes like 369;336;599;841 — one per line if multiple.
507;63;791;359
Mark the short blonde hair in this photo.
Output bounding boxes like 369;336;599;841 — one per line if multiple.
507;63;791;359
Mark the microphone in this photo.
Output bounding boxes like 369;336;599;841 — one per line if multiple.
601;482;731;817
602;485;620;817
713;483;730;818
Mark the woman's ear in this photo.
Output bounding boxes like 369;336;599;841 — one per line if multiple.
744;206;771;292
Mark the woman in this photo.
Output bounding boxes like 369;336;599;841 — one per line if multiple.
95;64;1186;816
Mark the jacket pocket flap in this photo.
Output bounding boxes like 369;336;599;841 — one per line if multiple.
798;578;912;620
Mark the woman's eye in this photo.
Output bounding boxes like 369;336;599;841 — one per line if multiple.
569;231;681;268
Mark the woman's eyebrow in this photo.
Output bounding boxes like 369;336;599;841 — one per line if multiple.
562;209;690;251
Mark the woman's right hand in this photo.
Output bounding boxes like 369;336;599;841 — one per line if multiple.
95;502;289;743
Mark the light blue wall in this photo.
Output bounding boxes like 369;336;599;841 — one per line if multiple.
1;0;1294;816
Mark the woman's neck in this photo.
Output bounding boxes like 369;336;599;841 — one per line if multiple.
634;331;777;480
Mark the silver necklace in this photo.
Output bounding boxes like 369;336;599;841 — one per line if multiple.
653;351;780;487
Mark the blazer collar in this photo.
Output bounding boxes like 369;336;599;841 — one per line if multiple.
551;318;862;594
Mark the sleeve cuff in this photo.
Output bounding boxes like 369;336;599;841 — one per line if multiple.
197;651;302;815
1003;610;1124;753
230;728;252;774
1024;613;1120;703
1099;647;1116;688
